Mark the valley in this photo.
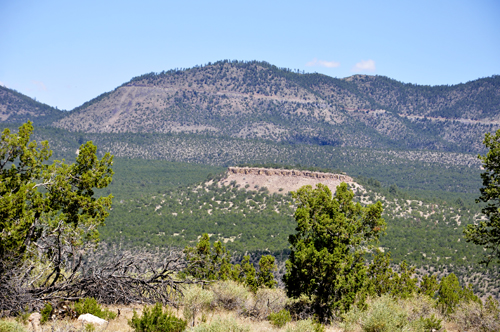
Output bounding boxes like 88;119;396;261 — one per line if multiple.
1;60;499;302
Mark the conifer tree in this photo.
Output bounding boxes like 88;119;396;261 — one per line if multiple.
284;183;385;321
0;122;113;278
465;129;500;264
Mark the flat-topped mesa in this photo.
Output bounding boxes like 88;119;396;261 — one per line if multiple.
227;167;354;182
222;167;355;194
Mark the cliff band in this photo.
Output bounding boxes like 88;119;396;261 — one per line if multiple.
220;167;354;194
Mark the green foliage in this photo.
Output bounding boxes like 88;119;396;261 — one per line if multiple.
73;298;117;320
257;255;277;289
182;235;278;291
284;183;385;321
84;323;96;332
183;234;233;281
418;274;439;298
485;295;500;316
417;314;442;331
128;303;186;332
366;250;394;297
102;158;224;201
436;273;480;315
268;309;291;328
464;129;500;265
0;320;28;332
361;304;408;332
437;273;461;315
391;261;418;299
40;303;53;324
0;122;113;278
341;295;440;332
14;306;30;325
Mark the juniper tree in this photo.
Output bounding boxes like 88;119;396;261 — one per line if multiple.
464;129;500;265
0;122;113;280
284;183;385;321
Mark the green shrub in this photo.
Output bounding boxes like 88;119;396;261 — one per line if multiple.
417;314;442;331
84;323;96;332
73;298;117;320
269;309;292;328
0;320;28;332
257;255;277;289
128;303;187;332
285;319;324;332
361;302;407;332
40;303;53;324
190;316;250;332
210;280;249;311
342;295;446;332
342;295;407;332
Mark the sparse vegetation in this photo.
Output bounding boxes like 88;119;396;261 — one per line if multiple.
1;69;500;331
0;319;27;332
129;303;187;332
73;298;117;321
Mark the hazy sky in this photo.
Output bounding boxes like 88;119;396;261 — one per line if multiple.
1;0;499;110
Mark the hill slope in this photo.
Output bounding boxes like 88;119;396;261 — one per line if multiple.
47;61;500;153
0;85;65;125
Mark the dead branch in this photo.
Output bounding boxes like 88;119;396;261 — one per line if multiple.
0;244;193;317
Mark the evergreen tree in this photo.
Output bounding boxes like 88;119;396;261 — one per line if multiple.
257;255;277;289
465;129;500;265
283;183;385;321
0;122;113;278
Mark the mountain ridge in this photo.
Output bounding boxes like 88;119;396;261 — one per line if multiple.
1;60;499;153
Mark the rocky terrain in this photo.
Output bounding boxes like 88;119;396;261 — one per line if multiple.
220;167;354;194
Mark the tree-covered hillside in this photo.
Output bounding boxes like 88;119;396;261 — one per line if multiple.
40;60;500;153
99;163;499;298
0;85;65;125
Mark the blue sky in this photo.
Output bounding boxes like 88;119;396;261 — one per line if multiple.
1;0;499;111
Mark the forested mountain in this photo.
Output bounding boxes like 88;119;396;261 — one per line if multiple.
0;85;65;125
52;61;499;152
1;61;498;153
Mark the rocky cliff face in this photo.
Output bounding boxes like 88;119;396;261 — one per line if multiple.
227;167;353;182
221;167;355;194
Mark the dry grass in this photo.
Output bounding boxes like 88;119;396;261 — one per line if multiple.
7;304;345;332
4;299;469;332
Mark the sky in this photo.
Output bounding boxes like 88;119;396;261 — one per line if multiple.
1;0;499;111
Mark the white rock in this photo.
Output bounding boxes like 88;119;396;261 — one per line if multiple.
28;313;42;332
78;313;108;326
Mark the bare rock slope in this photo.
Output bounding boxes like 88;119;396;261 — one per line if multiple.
219;167;354;194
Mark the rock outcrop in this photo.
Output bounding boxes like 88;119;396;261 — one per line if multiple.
227;167;353;182
78;313;108;326
221;167;355;194
28;313;41;332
